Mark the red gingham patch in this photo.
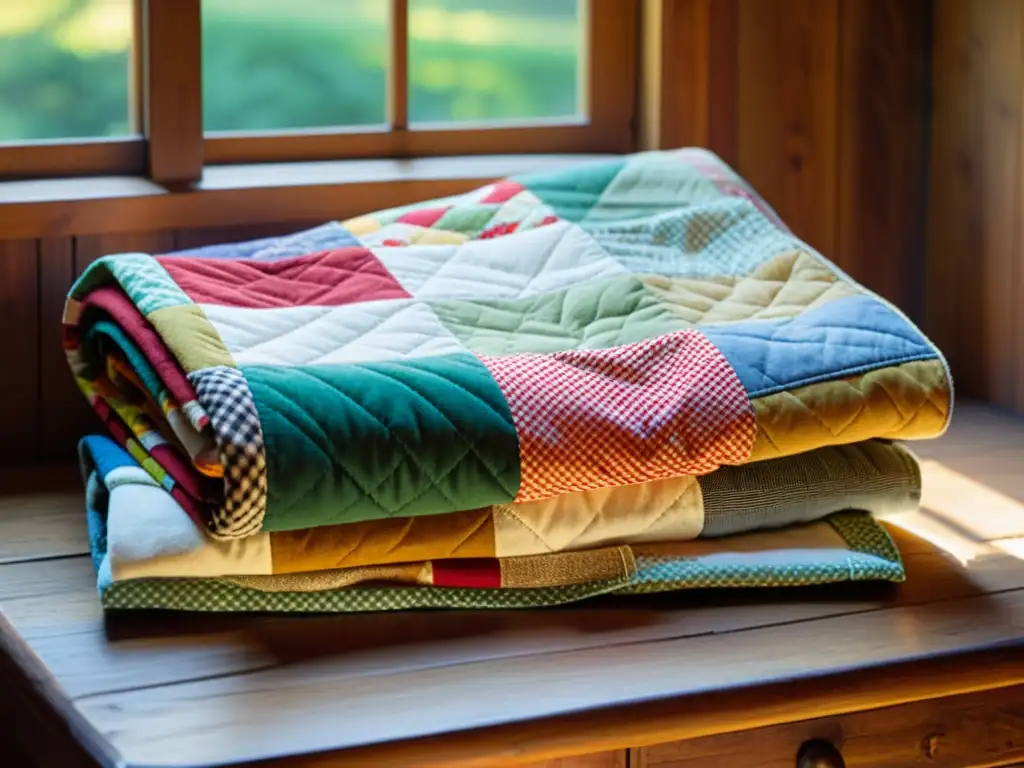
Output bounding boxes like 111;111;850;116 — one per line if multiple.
480;331;755;503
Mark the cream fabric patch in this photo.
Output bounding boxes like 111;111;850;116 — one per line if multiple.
106;467;272;581
493;475;703;557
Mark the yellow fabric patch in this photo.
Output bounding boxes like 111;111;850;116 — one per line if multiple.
342;215;381;236
499;546;635;588
747;358;951;462
270;508;496;572
147;304;235;373
641;251;859;325
410;228;469;245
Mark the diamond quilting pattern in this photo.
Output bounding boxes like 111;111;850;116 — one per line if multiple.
203;299;468;366
374;221;630;301
188;366;267;538
480;330;756;503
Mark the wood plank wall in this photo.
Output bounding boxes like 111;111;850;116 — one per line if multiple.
733;0;931;317
928;0;1024;413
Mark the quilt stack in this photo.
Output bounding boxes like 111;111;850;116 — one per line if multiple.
64;149;952;612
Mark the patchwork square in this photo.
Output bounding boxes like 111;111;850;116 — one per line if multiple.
202;299;468;366
374;220;630;301
480;330;756;503
188;366;268;538
158;248;410;308
429;275;690;355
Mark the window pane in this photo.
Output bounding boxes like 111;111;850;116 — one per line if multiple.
202;0;387;133
408;0;581;125
0;0;132;142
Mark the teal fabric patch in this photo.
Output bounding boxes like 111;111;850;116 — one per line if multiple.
81;320;168;403
429;275;690;355
623;512;905;593
515;159;626;221
73;253;192;315
243;353;522;531
585;197;801;279
582;153;725;223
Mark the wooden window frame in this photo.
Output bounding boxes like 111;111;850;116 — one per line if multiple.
0;0;637;183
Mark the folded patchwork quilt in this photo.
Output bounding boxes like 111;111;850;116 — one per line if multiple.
81;434;915;612
64;148;953;546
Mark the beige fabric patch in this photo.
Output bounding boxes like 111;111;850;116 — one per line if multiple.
499;546;635;588
493;475;703;557
641;251;859;325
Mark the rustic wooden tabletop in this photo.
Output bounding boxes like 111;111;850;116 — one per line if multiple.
0;402;1022;768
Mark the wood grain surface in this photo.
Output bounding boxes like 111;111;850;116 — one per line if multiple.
0;404;1020;767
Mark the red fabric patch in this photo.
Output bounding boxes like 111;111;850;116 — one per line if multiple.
479;221;519;240
538;215;560;227
479;180;525;204
431;559;502;589
480;331;755;503
158;248;410;308
78;287;199;409
396;207;449;228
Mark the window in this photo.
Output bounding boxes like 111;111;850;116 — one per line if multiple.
0;0;637;182
0;0;143;178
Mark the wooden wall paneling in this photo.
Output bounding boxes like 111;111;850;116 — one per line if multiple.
38;238;79;461
736;0;840;256
0;240;40;464
927;0;1023;408
836;0;931;317
639;0;738;161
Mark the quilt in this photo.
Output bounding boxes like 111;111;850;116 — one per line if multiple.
64;148;953;545
81;435;913;612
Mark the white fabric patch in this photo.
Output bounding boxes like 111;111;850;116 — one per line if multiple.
106;479;272;581
643;521;854;569
494;475;704;558
202;298;467;366
373;221;630;301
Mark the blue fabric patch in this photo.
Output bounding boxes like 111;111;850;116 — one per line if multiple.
168;222;360;261
79;435;138;481
701;294;937;398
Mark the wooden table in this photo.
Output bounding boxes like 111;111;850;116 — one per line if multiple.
1;402;1022;768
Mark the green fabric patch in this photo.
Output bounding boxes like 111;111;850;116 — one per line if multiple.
147;304;236;373
429;276;690;355
582;153;725;223
432;205;499;236
243;353;522;532
101;575;629;612
515;159;626;222
73;253;192;315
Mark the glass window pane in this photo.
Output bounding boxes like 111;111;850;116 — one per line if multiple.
202;0;387;133
408;0;581;125
0;0;133;142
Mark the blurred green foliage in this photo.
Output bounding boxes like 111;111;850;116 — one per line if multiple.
0;0;580;142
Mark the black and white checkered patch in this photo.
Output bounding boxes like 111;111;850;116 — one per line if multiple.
189;366;267;538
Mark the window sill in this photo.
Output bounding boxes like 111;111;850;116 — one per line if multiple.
0;154;615;239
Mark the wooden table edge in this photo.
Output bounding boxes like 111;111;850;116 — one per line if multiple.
4;596;1020;768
